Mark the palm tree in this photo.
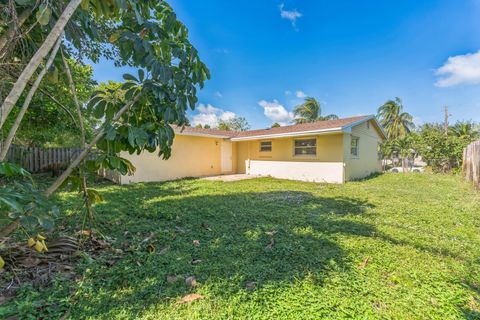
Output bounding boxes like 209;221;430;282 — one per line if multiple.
377;97;414;140
449;121;479;139
293;97;338;124
395;135;414;173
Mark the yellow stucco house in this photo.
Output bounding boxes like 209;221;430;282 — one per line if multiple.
119;115;386;184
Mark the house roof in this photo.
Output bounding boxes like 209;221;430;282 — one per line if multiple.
175;115;386;140
173;125;237;138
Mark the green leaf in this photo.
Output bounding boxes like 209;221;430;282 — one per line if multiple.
93;100;107;118
138;69;145;82
123;73;138;82
105;125;117;140
80;0;90;10
36;4;52;26
15;0;34;6
0;196;23;213
87;189;104;203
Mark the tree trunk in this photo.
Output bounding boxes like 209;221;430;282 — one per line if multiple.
0;7;33;58
0;36;63;161
45;93;142;197
61;49;85;145
0;0;83;129
62;49;94;229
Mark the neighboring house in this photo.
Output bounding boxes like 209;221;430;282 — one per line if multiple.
119;115;386;184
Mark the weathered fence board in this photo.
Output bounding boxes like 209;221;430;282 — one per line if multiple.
3;144;83;173
463;140;480;189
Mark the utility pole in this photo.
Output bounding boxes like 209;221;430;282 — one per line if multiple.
444;106;449;136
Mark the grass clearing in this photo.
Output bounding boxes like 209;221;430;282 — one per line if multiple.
2;173;480;319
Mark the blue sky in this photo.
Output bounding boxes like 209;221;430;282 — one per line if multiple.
91;0;480;129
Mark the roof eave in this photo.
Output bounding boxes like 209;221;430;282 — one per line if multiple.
230;127;343;141
175;131;233;139
341;115;387;140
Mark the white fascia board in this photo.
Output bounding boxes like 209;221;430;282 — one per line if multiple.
230;127;343;141
175;132;232;139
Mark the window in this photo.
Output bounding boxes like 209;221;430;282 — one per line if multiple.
294;138;316;156
351;136;360;157
260;141;272;152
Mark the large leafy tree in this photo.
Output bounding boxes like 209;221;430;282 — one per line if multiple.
377;97;414;140
411;122;477;173
0;1;210;237
217;116;250;131
293;97;338;124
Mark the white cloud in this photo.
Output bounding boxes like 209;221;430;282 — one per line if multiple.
258;99;294;125
279;4;302;29
284;90;291;95
214;91;223;98
295;90;307;98
435;50;480;87
192;104;236;127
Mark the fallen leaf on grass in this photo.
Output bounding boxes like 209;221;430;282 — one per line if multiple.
147;243;155;254
177;293;204;304
245;282;256;291
358;257;371;269
201;222;211;231
191;259;202;265
159;245;170;255
167;275;178;283
193;240;200;247
141;232;157;244
185;276;197;288
78;230;91;236
175;226;186;233
266;238;275;249
19;257;40;268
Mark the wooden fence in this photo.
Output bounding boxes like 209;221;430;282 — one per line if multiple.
463;140;480;189
4;144;82;173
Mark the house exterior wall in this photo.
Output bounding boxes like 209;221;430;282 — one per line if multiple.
343;120;383;180
248;160;345;183
119;135;222;184
235;134;345;182
235;134;344;163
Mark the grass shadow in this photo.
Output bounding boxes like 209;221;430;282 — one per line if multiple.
68;189;377;318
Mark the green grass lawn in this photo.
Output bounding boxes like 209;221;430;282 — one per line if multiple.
5;173;480;319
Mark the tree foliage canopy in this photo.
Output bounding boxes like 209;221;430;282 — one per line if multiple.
377;97;414;140
293;97;338;124
217;116;250;131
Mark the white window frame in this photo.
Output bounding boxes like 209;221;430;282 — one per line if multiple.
350;136;360;158
294;138;317;156
259;141;272;152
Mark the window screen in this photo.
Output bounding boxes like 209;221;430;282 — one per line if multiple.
260;141;272;152
351;136;359;157
294;139;316;156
